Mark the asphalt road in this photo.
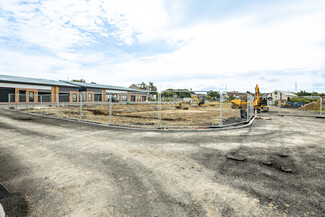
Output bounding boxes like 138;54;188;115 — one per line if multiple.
0;108;324;216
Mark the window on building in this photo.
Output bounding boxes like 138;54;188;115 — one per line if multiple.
29;91;34;102
72;94;77;102
88;93;92;101
19;90;26;102
122;94;127;101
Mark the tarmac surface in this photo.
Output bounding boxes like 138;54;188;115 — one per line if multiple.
0;107;324;216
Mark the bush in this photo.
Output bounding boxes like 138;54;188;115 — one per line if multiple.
288;97;318;104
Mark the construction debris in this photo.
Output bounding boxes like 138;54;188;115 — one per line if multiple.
226;154;246;161
281;166;293;173
300;98;325;111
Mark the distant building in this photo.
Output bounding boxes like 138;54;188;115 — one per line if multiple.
62;81;148;102
268;90;297;105
226;91;246;99
129;84;155;101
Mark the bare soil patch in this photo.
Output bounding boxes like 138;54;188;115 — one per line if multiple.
27;102;241;128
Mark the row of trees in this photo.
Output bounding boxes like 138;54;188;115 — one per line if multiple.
139;82;157;92
71;79;96;84
294;91;325;97
288;97;318;104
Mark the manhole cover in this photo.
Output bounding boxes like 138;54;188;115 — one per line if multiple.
0;183;10;199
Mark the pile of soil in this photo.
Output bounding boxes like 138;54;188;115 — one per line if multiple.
300;98;324;110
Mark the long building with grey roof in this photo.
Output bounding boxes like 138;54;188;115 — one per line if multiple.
0;74;148;103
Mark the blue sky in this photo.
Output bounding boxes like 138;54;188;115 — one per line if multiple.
0;0;325;92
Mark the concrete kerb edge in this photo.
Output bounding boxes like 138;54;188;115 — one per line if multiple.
278;114;324;118
0;203;5;217
3;108;256;132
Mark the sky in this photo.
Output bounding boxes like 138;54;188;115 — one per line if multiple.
0;0;325;93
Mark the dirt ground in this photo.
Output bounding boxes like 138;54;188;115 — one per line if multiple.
0;106;325;217
26;102;241;128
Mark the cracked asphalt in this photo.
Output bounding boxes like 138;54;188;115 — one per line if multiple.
0;107;324;216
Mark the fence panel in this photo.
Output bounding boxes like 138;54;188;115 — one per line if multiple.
159;90;246;129
109;91;159;128
8;91;256;129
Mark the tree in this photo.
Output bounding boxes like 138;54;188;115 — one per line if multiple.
228;95;236;101
207;90;220;99
148;82;157;92
161;89;191;98
140;82;148;90
72;79;86;83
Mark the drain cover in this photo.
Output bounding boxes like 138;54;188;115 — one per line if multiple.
0;183;10;199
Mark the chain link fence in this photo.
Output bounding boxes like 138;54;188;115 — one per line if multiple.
8;91;255;130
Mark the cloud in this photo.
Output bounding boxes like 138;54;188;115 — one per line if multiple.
0;0;325;92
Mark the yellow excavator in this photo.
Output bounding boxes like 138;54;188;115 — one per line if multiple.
254;84;269;112
231;99;247;109
231;84;269;112
190;96;205;106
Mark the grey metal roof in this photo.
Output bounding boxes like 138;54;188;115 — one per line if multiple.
60;80;148;93
0;74;79;87
273;90;297;97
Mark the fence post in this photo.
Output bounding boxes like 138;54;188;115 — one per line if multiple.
57;94;59;118
40;95;43;115
109;92;112;124
219;93;223;127
278;97;281;115
320;96;323;116
15;94;18;110
79;93;83;120
26;95;28;113
8;93;11;109
158;92;162;128
251;95;254;118
246;94;249;122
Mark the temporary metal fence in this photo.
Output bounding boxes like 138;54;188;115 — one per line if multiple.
8;91;255;130
276;96;324;117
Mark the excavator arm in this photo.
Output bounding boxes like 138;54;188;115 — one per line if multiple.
190;96;205;106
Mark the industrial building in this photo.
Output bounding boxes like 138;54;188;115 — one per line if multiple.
61;80;148;102
0;74;148;103
0;74;79;103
